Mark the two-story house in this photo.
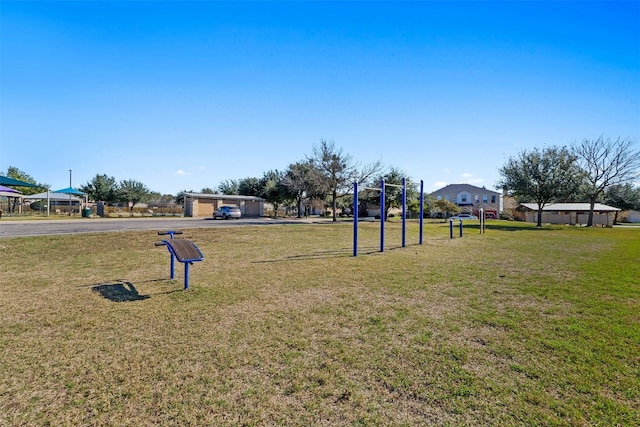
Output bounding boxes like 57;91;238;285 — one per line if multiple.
430;184;501;219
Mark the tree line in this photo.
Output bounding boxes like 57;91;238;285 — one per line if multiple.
498;136;640;226
3;137;639;225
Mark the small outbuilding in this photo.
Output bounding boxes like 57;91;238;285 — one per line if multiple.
183;193;264;218
519;203;620;226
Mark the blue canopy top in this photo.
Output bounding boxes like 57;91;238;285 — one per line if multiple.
53;187;86;196
0;175;40;188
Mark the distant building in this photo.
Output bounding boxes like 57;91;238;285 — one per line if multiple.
519;203;620;226
430;184;501;218
183;193;264;218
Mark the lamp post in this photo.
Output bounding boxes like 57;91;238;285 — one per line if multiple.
69;169;72;210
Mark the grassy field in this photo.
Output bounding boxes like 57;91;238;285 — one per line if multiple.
0;220;638;426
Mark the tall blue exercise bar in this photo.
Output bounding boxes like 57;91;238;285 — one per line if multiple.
353;178;424;257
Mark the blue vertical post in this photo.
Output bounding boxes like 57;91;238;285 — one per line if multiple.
380;179;385;252
459;220;463;237
419;180;424;245
184;263;190;290
401;178;406;248
353;182;359;257
167;231;176;279
450;219;454;239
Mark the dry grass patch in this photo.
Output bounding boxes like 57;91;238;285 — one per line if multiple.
1;221;638;426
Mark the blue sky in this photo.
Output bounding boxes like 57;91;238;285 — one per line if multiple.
1;1;639;195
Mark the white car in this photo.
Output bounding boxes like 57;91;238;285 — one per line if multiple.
450;213;478;220
213;205;241;219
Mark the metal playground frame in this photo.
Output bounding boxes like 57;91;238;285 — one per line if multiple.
352;179;424;257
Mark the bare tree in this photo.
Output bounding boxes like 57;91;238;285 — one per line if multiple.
309;139;382;222
573;137;640;226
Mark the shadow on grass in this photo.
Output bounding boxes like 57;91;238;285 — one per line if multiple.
252;243;429;262
252;247;354;263
90;279;183;302
463;222;554;232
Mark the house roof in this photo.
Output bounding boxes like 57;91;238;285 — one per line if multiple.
430;183;500;196
184;193;265;202
520;203;620;212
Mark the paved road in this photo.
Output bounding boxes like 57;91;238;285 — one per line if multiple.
0;217;319;238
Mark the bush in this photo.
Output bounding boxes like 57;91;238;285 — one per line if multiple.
29;201;44;211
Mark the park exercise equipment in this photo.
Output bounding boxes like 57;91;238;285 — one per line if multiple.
449;209;486;238
450;219;463;239
155;230;204;290
479;208;486;234
353;179;424;257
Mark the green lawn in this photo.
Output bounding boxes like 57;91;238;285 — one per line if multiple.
1;221;638;426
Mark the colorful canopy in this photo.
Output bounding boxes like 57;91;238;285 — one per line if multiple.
0;176;39;188
53;186;86;196
0;185;22;194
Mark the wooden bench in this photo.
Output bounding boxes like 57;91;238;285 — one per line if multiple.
155;231;204;289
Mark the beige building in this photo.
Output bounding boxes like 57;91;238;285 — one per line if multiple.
183;193;264;218
520;203;620;226
430;184;501;218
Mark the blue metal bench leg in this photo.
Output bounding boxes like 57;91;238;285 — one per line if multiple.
184;262;191;290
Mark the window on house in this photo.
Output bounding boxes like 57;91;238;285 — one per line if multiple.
482;195;488;203
437;195;442;200
491;195;496;203
461;195;467;203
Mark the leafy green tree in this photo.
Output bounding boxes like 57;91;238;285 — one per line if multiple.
259;170;293;217
116;179;151;215
282;161;327;218
309;139;382;222
238;177;262;196
217;179;239;195
603;183;640;223
2;166;47;195
175;190;193;206
572;137;640;226
366;167;418;219
434;198;460;218
498;146;583;227
200;187;215;194
80;174;117;202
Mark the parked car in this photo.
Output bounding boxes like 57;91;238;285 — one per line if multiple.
213;205;241;219
450;213;478;220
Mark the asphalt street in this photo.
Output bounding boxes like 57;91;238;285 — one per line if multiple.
0;217;317;238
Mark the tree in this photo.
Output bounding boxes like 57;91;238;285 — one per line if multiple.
217;179;239;195
498;146;583;227
175;190;194;206
309;139;382;222
282;161;327;218
116;179;151;215
367;167;418;219
434;198;460;218
603;183;640;224
80;174;117;202
237;177;262;196
259;170;293;217
572;137;640;226
3;166;46;196
200;187;215;194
